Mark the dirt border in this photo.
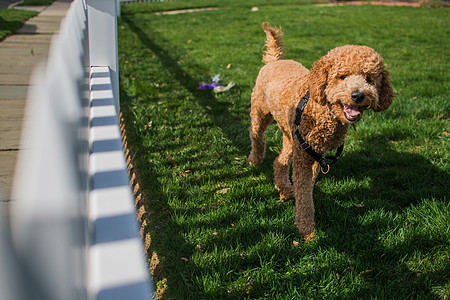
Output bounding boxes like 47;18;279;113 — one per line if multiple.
316;1;421;6
120;112;169;298
154;7;220;15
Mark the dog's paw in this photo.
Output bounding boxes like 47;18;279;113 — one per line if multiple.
246;160;256;166
303;232;315;243
246;156;262;166
279;186;294;202
297;223;315;240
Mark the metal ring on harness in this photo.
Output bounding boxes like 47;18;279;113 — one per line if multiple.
321;164;330;174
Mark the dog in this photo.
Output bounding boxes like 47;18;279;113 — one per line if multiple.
247;23;394;239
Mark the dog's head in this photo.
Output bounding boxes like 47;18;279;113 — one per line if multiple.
308;45;394;124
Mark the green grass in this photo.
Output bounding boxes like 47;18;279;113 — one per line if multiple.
118;2;449;298
121;0;320;15
0;9;37;40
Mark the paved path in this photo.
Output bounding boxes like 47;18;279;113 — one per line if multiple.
0;0;71;218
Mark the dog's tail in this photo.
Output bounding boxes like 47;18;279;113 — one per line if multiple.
261;22;285;64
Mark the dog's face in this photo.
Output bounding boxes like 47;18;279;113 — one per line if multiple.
308;45;394;124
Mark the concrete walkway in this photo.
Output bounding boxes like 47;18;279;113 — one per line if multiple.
0;0;71;217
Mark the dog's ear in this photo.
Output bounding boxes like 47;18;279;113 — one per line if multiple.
373;68;394;112
308;57;329;106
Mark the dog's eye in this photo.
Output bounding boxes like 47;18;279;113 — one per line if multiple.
340;75;347;80
366;77;373;84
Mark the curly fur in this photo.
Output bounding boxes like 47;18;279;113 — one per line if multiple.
262;22;285;64
247;23;394;238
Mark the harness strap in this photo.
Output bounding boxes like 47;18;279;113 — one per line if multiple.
292;91;344;174
295;91;310;126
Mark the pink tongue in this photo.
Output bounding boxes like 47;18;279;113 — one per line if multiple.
343;105;361;117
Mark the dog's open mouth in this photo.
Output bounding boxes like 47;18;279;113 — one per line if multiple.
342;105;361;122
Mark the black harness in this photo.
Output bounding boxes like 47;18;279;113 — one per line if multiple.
291;91;344;174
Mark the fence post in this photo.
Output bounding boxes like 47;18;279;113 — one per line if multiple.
86;0;120;112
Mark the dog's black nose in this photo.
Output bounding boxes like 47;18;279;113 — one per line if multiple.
351;91;365;103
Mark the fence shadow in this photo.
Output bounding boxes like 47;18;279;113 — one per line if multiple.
121;15;250;156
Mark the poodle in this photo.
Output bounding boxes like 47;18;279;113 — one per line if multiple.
247;23;394;239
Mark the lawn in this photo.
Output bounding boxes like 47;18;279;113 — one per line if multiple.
0;9;37;40
118;1;449;298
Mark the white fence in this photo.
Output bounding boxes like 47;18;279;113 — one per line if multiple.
1;0;153;299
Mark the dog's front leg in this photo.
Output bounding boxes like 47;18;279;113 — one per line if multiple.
274;133;294;201
292;146;320;238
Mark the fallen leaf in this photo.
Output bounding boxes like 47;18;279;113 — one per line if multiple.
358;269;373;276
195;244;206;251
444;131;449;136
212;232;218;236
353;203;365;208
216;188;230;194
166;152;175;168
206;106;212;110
293;240;300;247
181;257;189;262
227;63;231;69
246;277;256;285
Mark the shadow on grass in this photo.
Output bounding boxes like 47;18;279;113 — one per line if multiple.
0;16;25;40
312;130;449;297
129;119;447;298
121;15;250;156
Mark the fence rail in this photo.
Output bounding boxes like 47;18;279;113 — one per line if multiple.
1;0;153;299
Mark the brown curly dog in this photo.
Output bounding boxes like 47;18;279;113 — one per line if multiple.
247;23;394;239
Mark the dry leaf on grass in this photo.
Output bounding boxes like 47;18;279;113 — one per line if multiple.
216;187;230;194
196;244;206;251
166;152;175;168
358;269;373;276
